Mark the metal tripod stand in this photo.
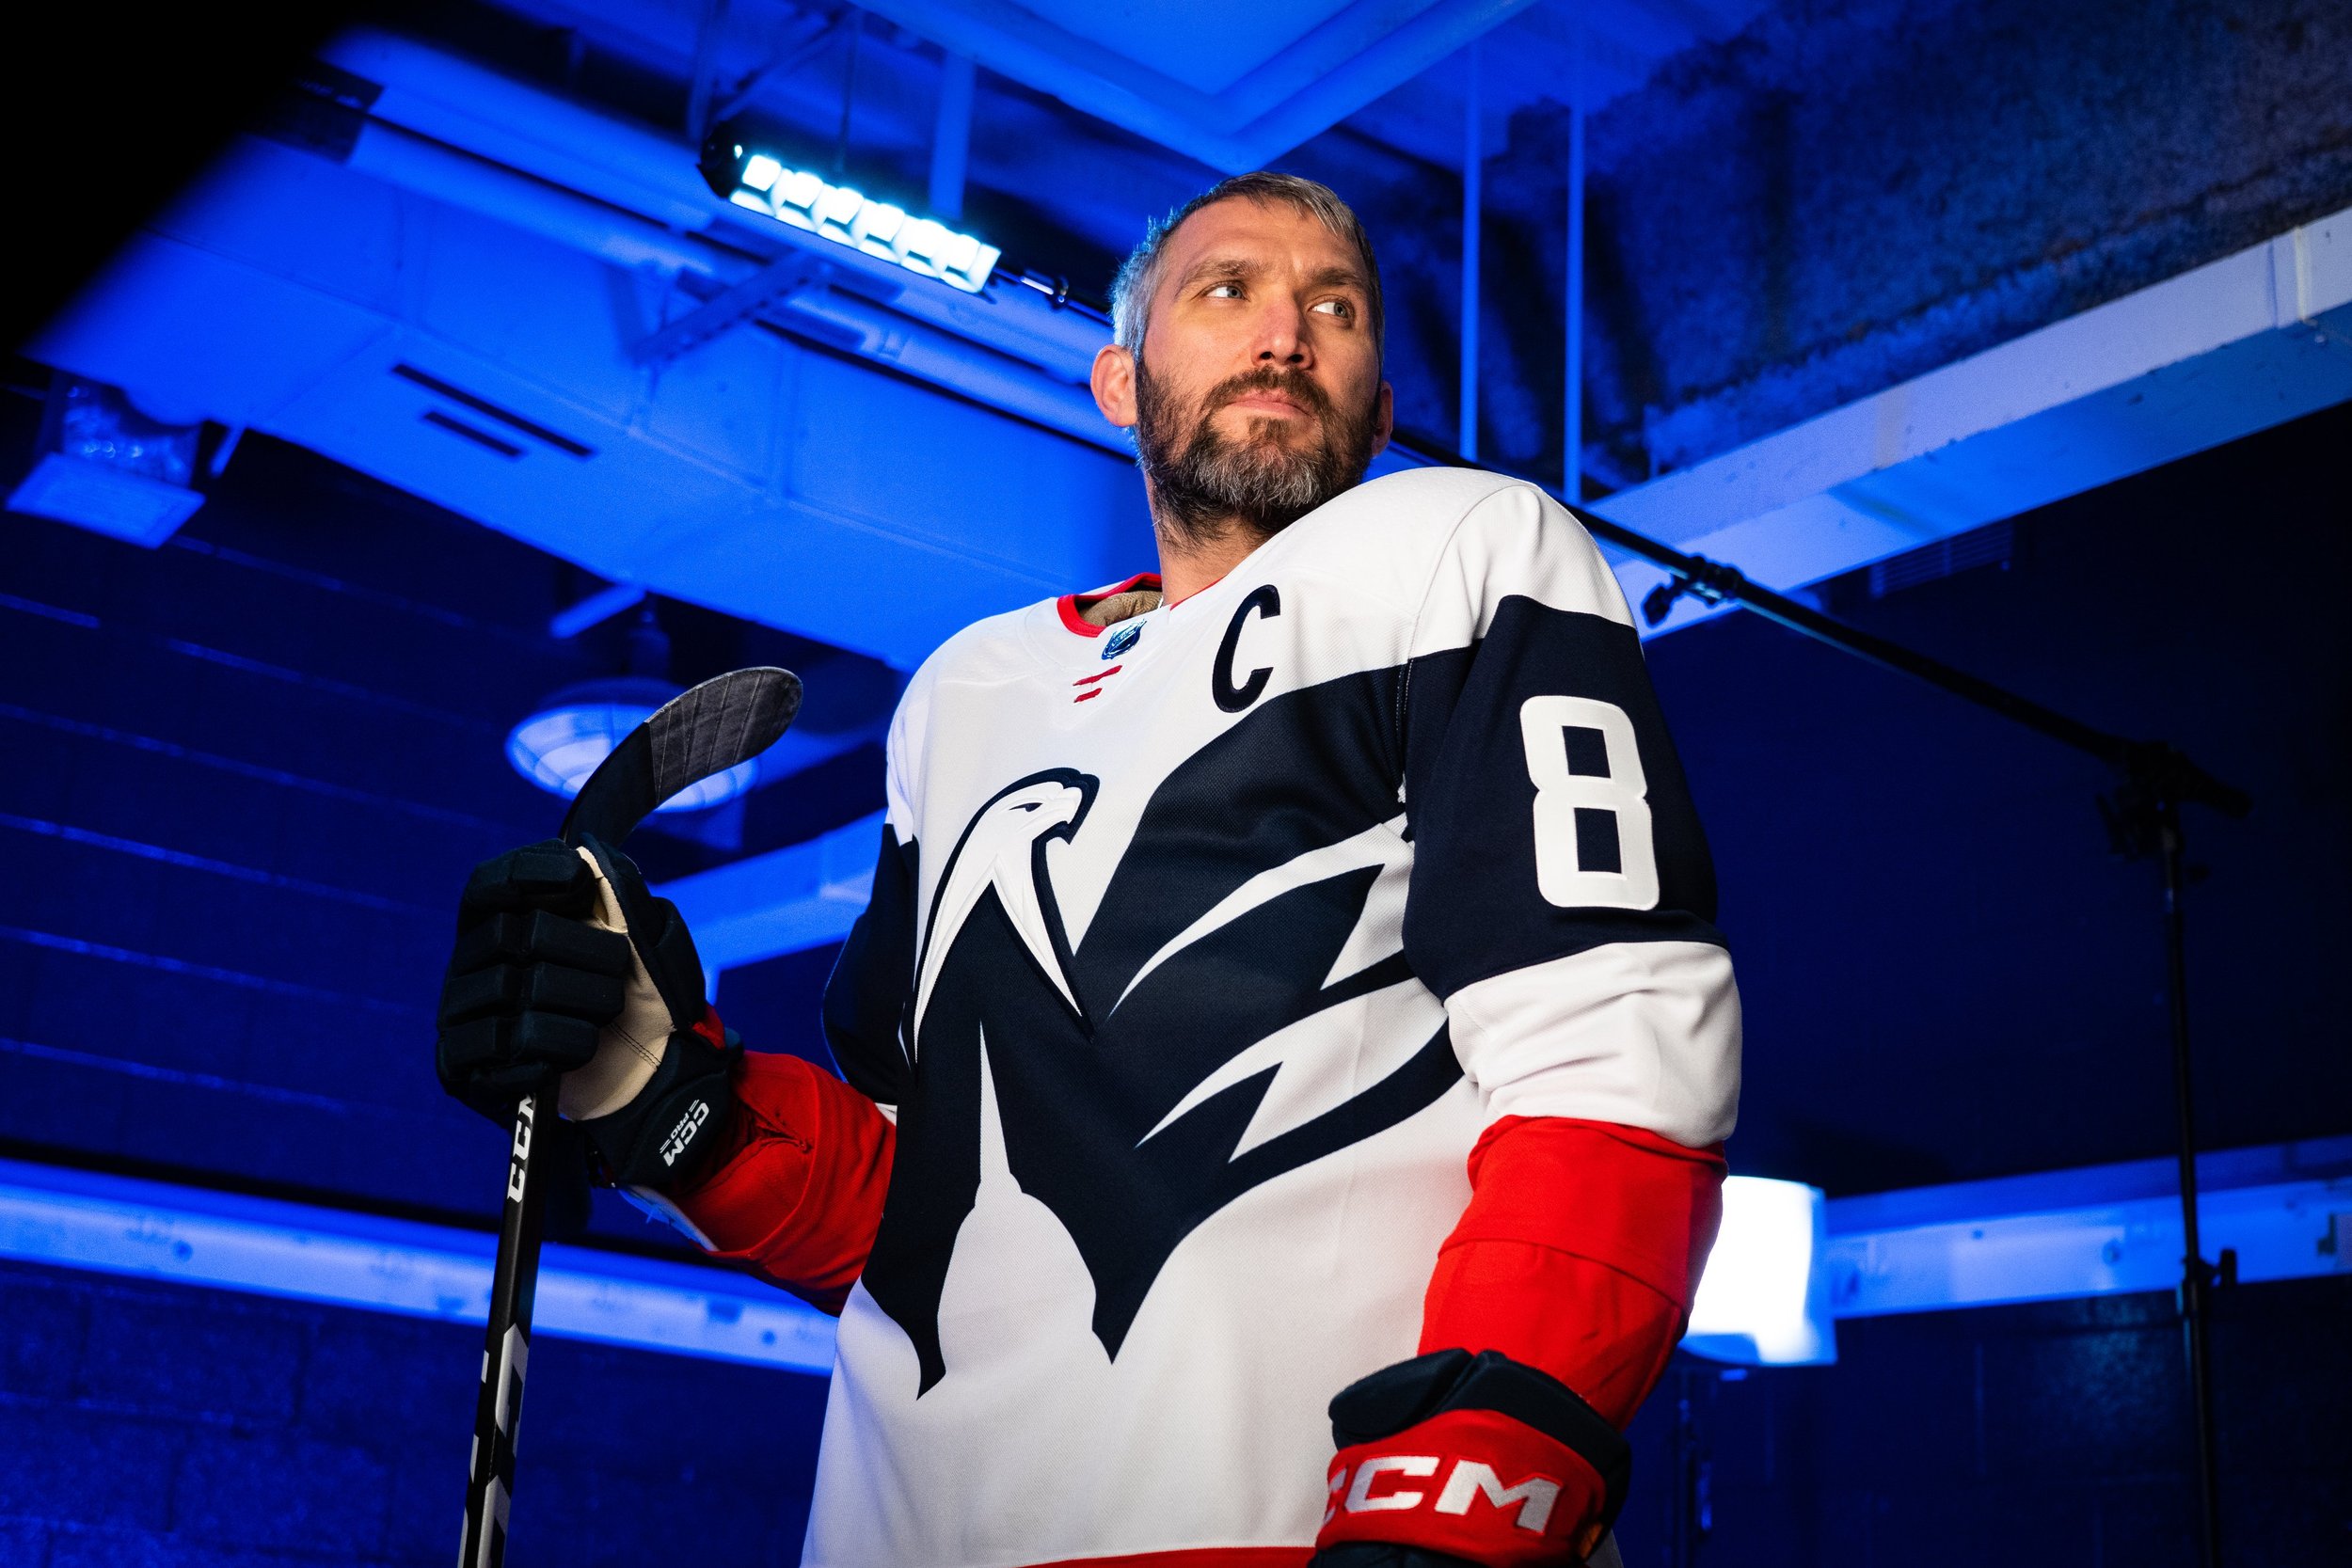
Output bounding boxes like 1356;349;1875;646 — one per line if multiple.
1613;537;2249;1568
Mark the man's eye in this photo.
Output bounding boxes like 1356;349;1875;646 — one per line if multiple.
1206;282;1244;299
1311;298;1355;319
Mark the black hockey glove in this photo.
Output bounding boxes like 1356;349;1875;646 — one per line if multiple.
437;837;739;1191
1310;1349;1629;1568
437;840;632;1119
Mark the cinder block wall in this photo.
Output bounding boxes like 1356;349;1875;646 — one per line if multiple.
1361;0;2352;488
1613;1276;2352;1566
0;1259;826;1564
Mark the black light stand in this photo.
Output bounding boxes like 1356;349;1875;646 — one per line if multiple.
1667;1362;1714;1568
1595;525;2249;1568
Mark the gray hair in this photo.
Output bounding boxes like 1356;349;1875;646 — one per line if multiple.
1110;173;1385;363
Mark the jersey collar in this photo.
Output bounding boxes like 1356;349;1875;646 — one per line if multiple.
1056;573;1164;638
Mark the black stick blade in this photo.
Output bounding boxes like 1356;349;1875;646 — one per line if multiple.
561;667;801;849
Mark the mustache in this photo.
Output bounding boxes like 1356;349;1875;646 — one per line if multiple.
1201;365;1335;421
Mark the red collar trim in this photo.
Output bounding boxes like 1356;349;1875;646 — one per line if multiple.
1056;572;1162;638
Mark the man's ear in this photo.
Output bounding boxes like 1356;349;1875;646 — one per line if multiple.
1368;379;1394;458
1091;343;1138;429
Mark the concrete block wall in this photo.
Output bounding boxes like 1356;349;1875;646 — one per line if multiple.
1423;0;2352;489
0;396;877;1231
1613;1275;2352;1565
0;1259;826;1564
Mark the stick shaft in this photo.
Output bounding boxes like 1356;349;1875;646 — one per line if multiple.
459;1092;549;1568
455;666;798;1558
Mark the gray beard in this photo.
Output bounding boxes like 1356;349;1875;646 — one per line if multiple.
1134;361;1379;552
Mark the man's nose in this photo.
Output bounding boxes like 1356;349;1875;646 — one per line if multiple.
1253;301;1311;366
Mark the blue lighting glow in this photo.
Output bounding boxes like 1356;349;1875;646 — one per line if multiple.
723;144;1002;293
505;676;758;811
0;1156;834;1373
0;1143;2342;1378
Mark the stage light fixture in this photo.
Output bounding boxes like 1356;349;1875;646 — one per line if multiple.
703;128;1000;293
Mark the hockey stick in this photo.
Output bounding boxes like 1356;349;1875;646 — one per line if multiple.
459;667;802;1568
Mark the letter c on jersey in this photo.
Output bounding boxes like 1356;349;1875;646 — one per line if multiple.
1212;584;1281;713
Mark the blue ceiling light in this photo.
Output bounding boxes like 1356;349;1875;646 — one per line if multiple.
506;611;758;812
506;678;756;812
700;125;1001;293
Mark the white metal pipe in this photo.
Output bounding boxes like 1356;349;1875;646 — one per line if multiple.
1565;16;1586;504
777;291;1123;451
930;53;976;223
1459;38;1482;463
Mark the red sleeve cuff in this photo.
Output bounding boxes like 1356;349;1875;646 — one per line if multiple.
1420;1117;1724;1426
669;1051;894;1313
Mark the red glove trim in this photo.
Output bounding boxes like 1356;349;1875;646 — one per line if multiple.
1027;1552;1308;1568
1318;1409;1608;1567
669;1051;894;1313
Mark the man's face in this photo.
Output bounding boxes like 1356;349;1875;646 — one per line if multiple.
1092;198;1393;547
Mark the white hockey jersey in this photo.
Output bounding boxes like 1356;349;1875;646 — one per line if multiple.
803;467;1740;1567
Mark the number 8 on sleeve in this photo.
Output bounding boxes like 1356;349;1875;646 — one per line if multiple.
1518;695;1661;911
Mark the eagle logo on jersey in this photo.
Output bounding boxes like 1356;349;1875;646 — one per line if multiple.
860;667;1465;1395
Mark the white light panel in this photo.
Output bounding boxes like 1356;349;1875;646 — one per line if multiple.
725;150;1001;293
0;1157;836;1374
1684;1175;1836;1367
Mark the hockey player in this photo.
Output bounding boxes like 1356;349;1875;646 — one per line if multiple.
437;173;1740;1568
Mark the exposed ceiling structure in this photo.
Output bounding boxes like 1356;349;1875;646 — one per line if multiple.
24;0;2352;685
1605;205;2352;634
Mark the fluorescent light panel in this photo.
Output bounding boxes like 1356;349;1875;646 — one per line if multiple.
1685;1176;1836;1367
0;1157;834;1374
727;151;1000;293
3;1141;2341;1377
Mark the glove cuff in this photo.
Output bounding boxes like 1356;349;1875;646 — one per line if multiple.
1317;1349;1629;1565
577;1009;742;1190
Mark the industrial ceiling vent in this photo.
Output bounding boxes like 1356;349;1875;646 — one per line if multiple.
506;608;759;813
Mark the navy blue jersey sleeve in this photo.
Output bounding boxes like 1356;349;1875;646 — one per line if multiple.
822;817;919;1106
1398;483;1740;1147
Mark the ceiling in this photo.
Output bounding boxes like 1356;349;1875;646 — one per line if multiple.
489;0;1783;255
33;0;2345;673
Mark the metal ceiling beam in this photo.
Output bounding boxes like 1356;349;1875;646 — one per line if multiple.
660;810;885;983
858;0;1544;171
1598;202;2352;637
323;31;1108;379
632;254;828;364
